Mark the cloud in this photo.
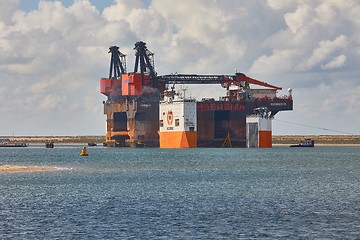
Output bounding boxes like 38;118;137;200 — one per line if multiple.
284;4;314;34
102;0;144;22
39;94;66;111
296;35;348;71
0;0;19;24
0;86;7;107
27;79;57;94
322;54;346;70
249;49;300;75
266;0;296;11
0;0;359;135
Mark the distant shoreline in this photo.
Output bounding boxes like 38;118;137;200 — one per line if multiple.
2;136;105;145
2;135;360;146
273;135;360;145
273;143;360;147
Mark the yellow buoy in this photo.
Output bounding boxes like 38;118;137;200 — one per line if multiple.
80;146;88;156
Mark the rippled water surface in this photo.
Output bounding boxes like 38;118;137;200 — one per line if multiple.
1;146;360;239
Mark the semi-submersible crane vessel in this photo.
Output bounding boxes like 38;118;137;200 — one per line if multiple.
100;41;293;148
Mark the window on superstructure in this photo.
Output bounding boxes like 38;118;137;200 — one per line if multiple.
175;119;180;126
160;120;163;127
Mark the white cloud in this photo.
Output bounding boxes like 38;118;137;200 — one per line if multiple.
284;4;314;34
296;35;348;71
249;50;300;75
266;0;296;11
322;54;346;70
27;79;57;94
0;0;19;24
102;0;145;22
0;0;359;135
0;86;7;98
39;94;66;111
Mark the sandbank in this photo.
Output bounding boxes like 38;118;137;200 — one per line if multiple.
0;165;60;172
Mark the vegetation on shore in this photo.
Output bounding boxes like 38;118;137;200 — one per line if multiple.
273;135;360;145
2;135;360;145
3;136;105;145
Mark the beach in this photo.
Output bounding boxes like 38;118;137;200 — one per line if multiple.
0;165;59;172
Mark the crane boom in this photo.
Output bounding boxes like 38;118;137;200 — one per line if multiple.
234;73;282;90
158;74;227;84
158;73;282;90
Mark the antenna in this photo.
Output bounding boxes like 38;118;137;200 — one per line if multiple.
171;72;177;92
180;85;188;99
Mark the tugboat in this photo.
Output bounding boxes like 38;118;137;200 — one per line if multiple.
80;146;89;156
45;141;54;148
290;139;315;147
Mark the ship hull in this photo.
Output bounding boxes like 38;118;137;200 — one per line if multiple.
159;131;197;148
103;97;160;147
104;98;292;148
196;98;292;147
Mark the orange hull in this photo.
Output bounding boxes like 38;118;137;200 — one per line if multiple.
259;131;272;148
159;131;197;148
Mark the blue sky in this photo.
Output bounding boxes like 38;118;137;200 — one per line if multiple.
20;0;75;10
1;0;359;136
20;0;114;11
19;0;149;12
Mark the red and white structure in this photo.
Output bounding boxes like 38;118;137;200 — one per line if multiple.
246;110;272;148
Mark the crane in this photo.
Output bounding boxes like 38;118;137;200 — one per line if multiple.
103;42;282;100
100;46;127;102
109;46;127;78
158;72;282;90
133;41;164;91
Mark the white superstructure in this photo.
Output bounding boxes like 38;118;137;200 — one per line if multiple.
159;90;197;148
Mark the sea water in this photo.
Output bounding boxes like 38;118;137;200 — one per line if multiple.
1;146;359;239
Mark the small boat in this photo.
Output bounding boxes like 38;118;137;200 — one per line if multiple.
45;142;54;148
88;142;97;146
80;147;89;156
290;139;315;147
136;141;146;148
